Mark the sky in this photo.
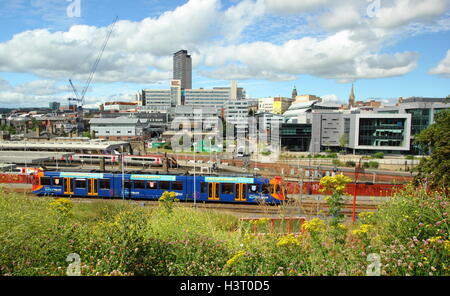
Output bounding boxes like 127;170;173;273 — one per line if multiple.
0;0;449;108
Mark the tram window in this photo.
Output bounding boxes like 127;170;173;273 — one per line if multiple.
52;177;62;186
40;176;51;186
134;180;146;189
262;184;272;194
172;181;183;191
249;184;259;193
275;184;281;194
75;179;86;189
124;181;132;189
147;181;158;190
200;182;207;193
99;179;110;190
160;181;170;190
221;183;234;195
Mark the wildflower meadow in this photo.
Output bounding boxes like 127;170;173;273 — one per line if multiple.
0;180;448;276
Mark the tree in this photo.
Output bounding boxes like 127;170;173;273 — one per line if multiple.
413;109;450;189
339;134;348;149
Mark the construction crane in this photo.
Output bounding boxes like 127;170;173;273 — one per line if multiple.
68;16;118;134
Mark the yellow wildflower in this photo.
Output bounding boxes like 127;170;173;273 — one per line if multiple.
302;218;326;234
226;250;246;266
276;234;300;247
351;224;374;236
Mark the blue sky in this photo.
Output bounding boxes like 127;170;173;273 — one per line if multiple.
0;0;449;108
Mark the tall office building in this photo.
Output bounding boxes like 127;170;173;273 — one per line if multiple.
173;50;192;90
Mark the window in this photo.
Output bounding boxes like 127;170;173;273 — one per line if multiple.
221;183;234;195
134;180;146;189
99;179;110;190
201;182;207;193
52;177;62;186
262;184;272;194
248;184;259;193
160;181;170;190
75;179;86;189
147;181;158;190
172;181;183;191
124;181;132;189
40;176;51;186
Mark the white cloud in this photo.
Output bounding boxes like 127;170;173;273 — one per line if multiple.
373;0;448;29
318;4;362;30
429;49;450;77
0;0;448;106
263;0;333;14
321;94;341;103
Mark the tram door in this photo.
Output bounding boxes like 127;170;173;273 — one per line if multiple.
88;179;98;196
64;178;74;195
208;183;220;200
234;184;247;202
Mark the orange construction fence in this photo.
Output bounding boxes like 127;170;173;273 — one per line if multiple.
0;174;35;184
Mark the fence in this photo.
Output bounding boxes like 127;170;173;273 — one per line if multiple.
0;174;34;184
284;181;404;197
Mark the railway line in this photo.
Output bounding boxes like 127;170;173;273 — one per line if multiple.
53;196;380;218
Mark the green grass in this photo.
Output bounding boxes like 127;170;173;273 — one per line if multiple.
0;186;448;276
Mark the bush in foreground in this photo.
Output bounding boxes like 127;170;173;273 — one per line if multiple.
0;185;448;276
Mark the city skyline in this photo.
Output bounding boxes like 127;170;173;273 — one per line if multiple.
0;0;449;108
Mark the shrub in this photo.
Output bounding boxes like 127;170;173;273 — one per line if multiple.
372;152;384;159
332;159;342;166
368;161;379;169
345;161;356;167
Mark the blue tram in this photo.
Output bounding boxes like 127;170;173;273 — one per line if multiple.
32;171;286;204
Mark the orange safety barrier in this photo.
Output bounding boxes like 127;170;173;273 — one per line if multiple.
240;217;306;235
285;181;404;197
0;174;35;184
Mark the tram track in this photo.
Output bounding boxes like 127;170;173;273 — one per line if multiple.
64;196;380;217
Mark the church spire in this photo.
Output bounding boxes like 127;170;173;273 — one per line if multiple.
292;85;297;100
349;83;355;107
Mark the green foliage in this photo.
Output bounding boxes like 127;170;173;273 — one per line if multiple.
339;134;348;148
372;152;385;159
413;109;450;189
405;155;415;160
332;159;342;166
345;161;356;167
1;185;448;276
364;161;379;169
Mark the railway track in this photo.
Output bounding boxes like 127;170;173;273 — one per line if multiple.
62;196;379;217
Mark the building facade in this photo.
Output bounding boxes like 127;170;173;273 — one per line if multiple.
90;117;150;140
343;113;412;154
173;50;192;89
